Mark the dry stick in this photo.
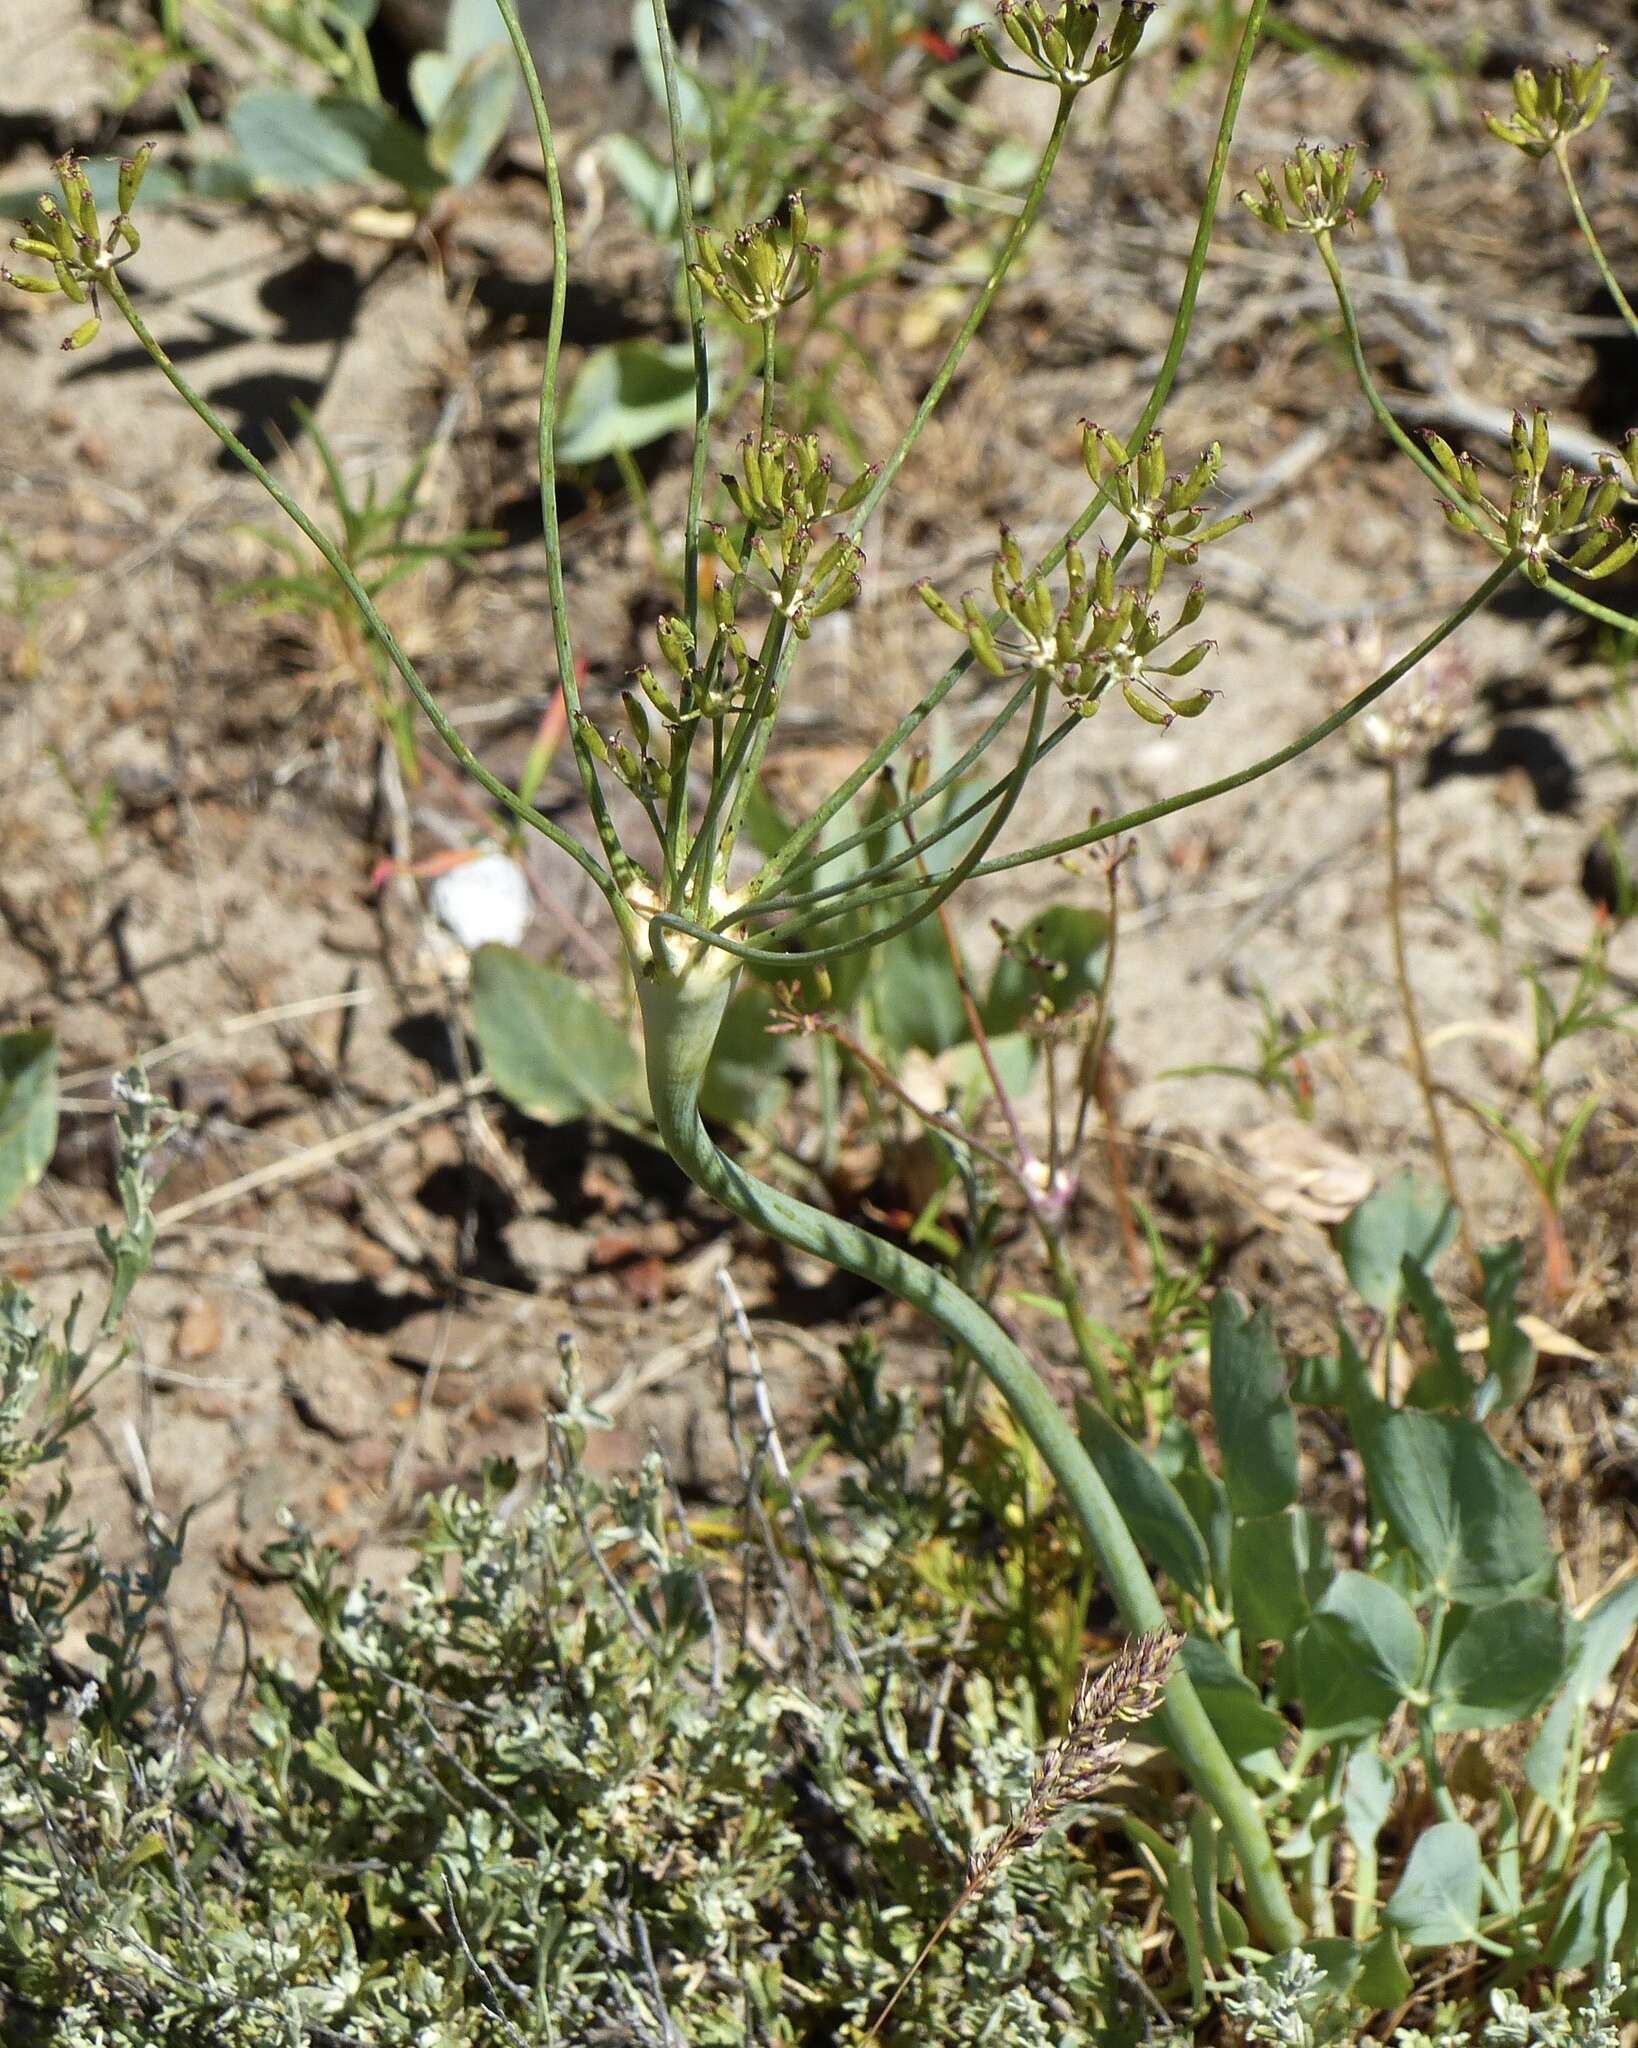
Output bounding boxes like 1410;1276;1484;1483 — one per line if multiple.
1383;761;1480;1287
861;1630;1182;2043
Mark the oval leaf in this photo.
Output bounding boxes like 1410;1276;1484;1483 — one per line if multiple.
556;341;699;465
1296;1573;1423;1740
1076;1400;1211;1601
1337;1170;1457;1314
0;1030;58;1220
1429;1597;1568;1731
1385;1821;1483;1948
470;944;647;1125
1353;1405;1555;1605
1209;1292;1297;1517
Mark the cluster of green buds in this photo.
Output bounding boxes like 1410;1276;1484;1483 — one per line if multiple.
919;531;1215;726
1240;144;1384;237
1423;406;1638;588
1484;48;1611;158
1082;427;1249;593
584;609;759;802
969;0;1153;94
710;430;869;640
689;196;818;325
1600;431;1638;506
2;147;152;351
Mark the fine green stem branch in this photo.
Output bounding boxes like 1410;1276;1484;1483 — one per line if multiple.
102;271;630;935
1314;230;1638;640
1552;140;1638;344
745;0;1271;914
652;557;1519;969
648;0;713;641
1384;761;1479;1283
492;0;634;885
637;963;1302;1947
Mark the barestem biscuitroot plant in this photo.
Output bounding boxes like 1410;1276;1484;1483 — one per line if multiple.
13;0;1638;1951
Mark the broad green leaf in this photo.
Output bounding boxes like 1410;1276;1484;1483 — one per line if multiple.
982;904;1109;1036
1179;1633;1288;1766
1230;1509;1333;1645
1337;1170;1457;1315
1384;1821;1482;1947
469;944;647;1125
1428;1597;1568;1731
444;0;508;62
228;90;373;188
1591;1732;1638;1826
1526;1692;1576;1807
699;987;788;1128
1209;1292;1297;1517
1343;1751;1394;1854
1546;1832;1626;1970
865;917;968;1058
1292;1327;1370;1409
1295;1573;1423;1740
1566;1573;1638;1708
0;1030;57;1220
1402;1259;1472;1411
1354;1928;1412;2011
423;45;516;185
556;341;699;465
1353;1405;1556;1605
1477;1240;1535;1414
1076;1401;1210;1601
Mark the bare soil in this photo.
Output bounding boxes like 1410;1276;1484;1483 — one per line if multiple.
2;0;1636;1673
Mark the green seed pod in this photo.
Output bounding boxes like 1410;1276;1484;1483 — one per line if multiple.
656;615;696;678
54;156;96;238
1158;639;1212;678
915;581;966;632
1531;407;1551;475
1121;681;1170;726
1167;688;1215;717
53;260;87;305
1582;529;1638;580
34;196;76;263
622;689;650;751
575;716;610;763
118;142;154;217
709;522;744;578
834;463;878;517
634;664;681;723
0;264;61;294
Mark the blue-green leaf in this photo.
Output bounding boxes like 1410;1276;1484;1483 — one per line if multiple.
556;341;699;465
1295;1573;1423;1740
1337;1170;1457;1315
1210;1292;1297;1517
1384;1822;1483;1947
1076;1401;1210;1601
1428;1597;1568;1731
0;1030;57;1221
470;944;647;1125
1353;1405;1556;1605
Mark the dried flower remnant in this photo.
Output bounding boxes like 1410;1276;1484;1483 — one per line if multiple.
1321;623;1476;765
863;1629;1182;2041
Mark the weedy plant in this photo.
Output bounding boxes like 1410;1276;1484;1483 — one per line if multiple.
8;0;1638;1963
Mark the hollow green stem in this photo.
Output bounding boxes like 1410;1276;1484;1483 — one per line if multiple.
1314;230;1638;639
492;0;635;886
656;669;1055;968
102;271;630;936
635;952;1301;1946
1552;140;1638;344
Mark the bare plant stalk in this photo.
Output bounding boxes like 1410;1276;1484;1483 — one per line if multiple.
861;1630;1182;2042
1383;761;1478;1281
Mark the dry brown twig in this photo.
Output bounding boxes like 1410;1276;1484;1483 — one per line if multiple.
862;1627;1183;2043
